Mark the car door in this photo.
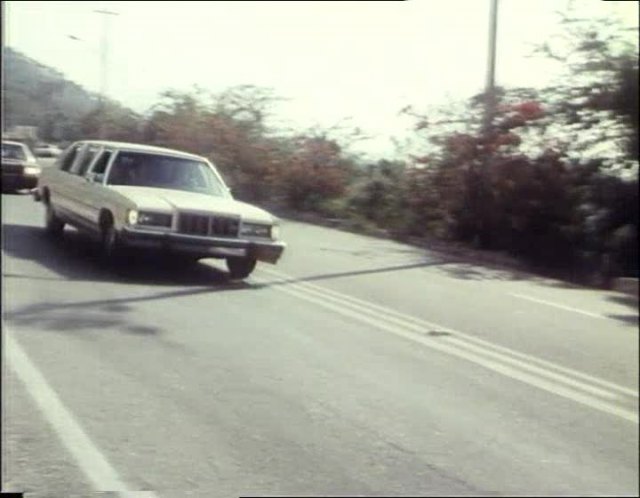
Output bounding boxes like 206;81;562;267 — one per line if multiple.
83;148;116;229
66;144;101;231
49;143;83;217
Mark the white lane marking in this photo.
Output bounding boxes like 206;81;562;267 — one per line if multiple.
5;332;160;498
262;273;622;399
261;279;639;424
260;267;638;398
509;293;608;320
254;270;638;423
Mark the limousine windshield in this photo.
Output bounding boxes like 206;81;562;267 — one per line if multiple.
107;151;228;196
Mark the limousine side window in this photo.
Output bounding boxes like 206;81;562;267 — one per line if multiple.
91;150;113;175
70;145;99;176
59;144;81;172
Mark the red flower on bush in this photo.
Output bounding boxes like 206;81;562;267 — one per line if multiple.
512;101;544;120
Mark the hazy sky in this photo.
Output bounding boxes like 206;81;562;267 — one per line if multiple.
4;0;639;158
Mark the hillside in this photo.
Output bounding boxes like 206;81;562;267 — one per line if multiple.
2;46;135;142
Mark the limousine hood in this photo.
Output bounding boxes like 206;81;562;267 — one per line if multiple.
109;186;275;224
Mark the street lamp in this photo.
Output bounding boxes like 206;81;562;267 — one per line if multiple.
66;34;101;138
94;9;119;139
68;9;119;139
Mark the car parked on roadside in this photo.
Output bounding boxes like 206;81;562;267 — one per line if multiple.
1;140;41;192
35;140;286;279
34;143;63;158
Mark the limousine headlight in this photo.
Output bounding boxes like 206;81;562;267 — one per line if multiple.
240;223;272;238
127;209;139;225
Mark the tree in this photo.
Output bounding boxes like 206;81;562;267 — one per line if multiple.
397;5;638;280
143;86;307;203
277;134;355;211
79;100;141;142
531;4;638;175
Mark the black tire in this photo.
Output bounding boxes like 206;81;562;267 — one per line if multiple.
226;257;257;280
44;202;65;237
100;221;122;263
173;255;201;267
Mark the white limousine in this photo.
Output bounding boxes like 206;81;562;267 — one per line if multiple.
35;140;286;279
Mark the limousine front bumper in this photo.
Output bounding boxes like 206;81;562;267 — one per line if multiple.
119;226;286;263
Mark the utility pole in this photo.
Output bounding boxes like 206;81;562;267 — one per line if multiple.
483;0;499;135
1;0;6;136
94;9;119;139
475;0;499;250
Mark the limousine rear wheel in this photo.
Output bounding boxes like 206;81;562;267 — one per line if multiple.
44;202;65;237
226;257;257;280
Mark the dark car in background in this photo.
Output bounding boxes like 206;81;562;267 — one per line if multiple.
1;140;42;192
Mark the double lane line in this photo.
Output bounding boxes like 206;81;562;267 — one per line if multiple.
255;267;639;424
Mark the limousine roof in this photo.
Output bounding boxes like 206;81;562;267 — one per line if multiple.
75;140;205;161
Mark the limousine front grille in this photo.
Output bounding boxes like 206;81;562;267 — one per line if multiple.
178;213;239;238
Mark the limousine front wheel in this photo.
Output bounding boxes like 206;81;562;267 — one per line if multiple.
100;222;122;262
226;256;257;280
44;202;65;237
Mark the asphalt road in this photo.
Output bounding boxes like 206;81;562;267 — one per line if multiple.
2;192;638;497
36;157;58;168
